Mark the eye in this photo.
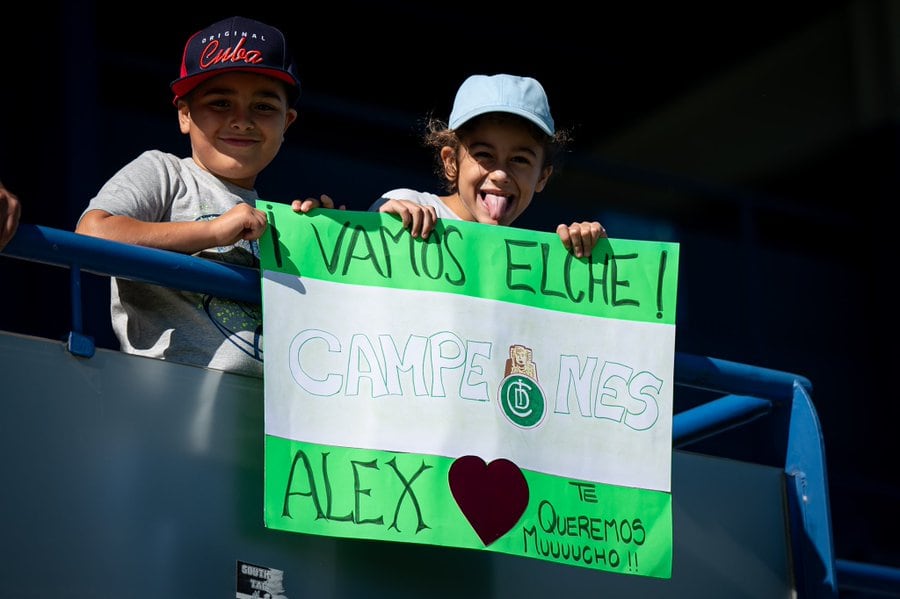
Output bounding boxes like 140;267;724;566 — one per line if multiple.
207;98;231;110
471;150;496;167
254;102;279;113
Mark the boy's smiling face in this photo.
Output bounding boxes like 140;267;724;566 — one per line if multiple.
441;116;552;226
177;72;297;189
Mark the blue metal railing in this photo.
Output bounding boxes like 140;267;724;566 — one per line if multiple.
3;223;899;597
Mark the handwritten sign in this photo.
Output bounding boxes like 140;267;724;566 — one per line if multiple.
258;203;679;579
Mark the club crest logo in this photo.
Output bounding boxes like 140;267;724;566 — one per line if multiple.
497;344;546;429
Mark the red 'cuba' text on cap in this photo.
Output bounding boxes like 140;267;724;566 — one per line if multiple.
170;16;301;103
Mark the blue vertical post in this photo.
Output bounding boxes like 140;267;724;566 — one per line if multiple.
67;264;95;358
785;380;836;597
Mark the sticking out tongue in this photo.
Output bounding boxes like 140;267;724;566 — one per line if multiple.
482;193;509;221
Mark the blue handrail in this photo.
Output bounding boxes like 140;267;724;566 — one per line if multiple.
3;223;261;303
3;223;898;597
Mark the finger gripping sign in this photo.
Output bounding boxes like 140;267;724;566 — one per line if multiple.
258;203;679;579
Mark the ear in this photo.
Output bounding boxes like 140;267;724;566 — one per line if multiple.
534;165;553;193
284;108;298;131
440;146;457;182
176;100;191;134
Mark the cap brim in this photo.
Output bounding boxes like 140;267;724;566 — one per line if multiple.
450;105;554;136
170;67;299;100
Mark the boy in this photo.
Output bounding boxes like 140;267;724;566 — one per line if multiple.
76;16;330;377
371;73;606;258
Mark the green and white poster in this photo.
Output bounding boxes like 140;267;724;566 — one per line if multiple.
258;202;679;579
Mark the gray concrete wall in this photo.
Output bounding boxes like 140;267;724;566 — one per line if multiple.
0;331;793;598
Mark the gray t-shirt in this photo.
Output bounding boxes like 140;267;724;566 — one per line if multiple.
369;189;460;220
78;150;264;377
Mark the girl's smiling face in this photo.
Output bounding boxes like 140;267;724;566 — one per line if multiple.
441;116;552;226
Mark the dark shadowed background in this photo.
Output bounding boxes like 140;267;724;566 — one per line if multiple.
1;0;895;579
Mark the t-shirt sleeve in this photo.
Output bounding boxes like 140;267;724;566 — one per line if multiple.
78;150;181;225
368;188;422;212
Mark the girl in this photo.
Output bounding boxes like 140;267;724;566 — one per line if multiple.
371;73;606;258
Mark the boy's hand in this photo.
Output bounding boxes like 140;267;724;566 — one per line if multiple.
0;185;22;251
376;198;437;239
216;202;268;244
291;194;346;213
556;221;607;258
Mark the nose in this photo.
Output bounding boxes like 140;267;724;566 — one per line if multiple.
488;166;509;183
230;108;255;130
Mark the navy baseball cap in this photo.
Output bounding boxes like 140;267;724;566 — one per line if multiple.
171;16;301;103
449;74;555;136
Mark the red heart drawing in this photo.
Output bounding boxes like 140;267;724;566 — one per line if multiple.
448;455;529;546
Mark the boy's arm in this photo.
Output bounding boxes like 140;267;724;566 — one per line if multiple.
556;221;607;258
76;202;267;255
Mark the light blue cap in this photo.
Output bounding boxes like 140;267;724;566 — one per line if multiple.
448;74;555;136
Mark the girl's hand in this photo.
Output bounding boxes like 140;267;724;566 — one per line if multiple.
556;221;606;258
